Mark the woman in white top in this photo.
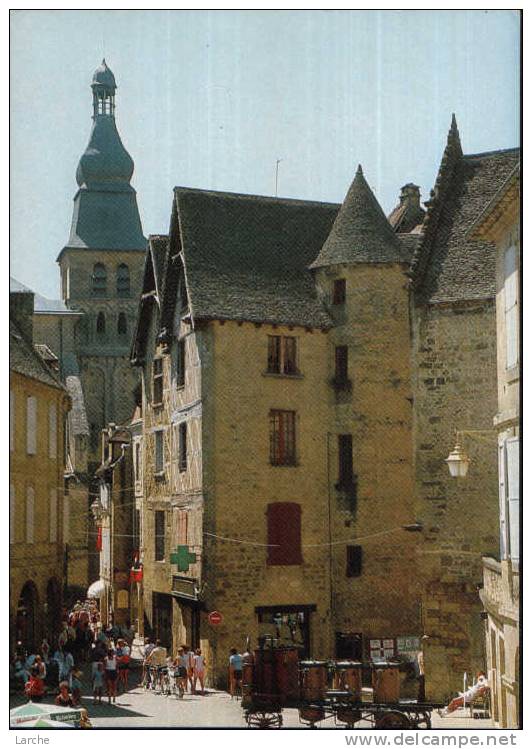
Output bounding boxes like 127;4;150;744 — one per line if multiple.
193;648;206;695
104;649;118;704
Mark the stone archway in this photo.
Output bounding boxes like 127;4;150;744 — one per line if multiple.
45;577;62;643
16;581;39;652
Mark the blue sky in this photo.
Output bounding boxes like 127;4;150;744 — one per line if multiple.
10;9;520;298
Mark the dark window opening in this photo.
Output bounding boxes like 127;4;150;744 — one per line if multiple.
117;312;127;336
267;502;302;565
335;346;348;382
96;312;106;336
178;422;187;472
152;358;163;406
338;434;354;488
92;263;107;297
333;279;346;305
154;431;164;474
267;336;299;375
154;510;165;561
270;410;296;466
117;264;130;298
346;545;362;577
176;339;185;388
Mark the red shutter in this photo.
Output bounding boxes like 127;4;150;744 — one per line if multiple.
96;525;103;552
267;503;302;565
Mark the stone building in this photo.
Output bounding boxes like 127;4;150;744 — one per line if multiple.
128;116;519;692
10;288;70;651
470;165;520;728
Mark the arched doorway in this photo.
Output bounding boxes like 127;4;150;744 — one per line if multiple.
45;578;62;642
16;581;39;652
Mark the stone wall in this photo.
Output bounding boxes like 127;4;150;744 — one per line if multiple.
413;300;499;701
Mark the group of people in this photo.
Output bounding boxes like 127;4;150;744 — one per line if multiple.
142;639;207;697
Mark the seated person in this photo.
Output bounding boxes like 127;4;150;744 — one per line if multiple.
438;672;489;717
25;665;45;701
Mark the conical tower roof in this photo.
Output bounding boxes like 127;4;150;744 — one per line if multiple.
310;165;410;269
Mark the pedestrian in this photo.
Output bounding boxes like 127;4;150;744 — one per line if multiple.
144;640;167;692
438;672;489;717
34;655;46;682
71;668;83;705
183;645;194;693
92;661;104;705
55;680;75;708
175;647;187;699
40;637;50;665
229;648;243;698
141;637;154;688
54;647;74;688
116;638;131;692
25;664;45;702
416;636;428;703
104;648;118;704
193;648;206;695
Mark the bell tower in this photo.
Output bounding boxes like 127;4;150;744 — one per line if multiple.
57;61;147;465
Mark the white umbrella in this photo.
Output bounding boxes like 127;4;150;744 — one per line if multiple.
10;701;84;727
15;717;74;728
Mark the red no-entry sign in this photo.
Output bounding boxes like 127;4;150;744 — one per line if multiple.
208;610;223;626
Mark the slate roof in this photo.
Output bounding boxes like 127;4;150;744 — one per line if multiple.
310;166;410;269
10;320;65;391
149;234;170;301
10;277;78;315
175;188;339;329
412;147;520;304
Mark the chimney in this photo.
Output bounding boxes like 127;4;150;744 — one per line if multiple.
399;183;421;210
10;290;35;342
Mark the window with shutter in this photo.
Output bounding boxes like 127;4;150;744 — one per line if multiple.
267;502;302;565
49;488;58;543
269;410;296;465
26;486;35;544
504;245;519;369
283;337;297;374
506;438;520;563
26;396;37;455
346;545;362;577
267;336;281;373
49;403;57;459
498;442;507;560
155;510;165;561
179;422;188;472
153;358;164;405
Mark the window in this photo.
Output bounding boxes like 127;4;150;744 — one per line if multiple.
267;503;302;565
134;440;142;483
267;336;299;375
96;312;106;336
48;403;57;459
117;313;128;336
335;346;349;382
92;263;107;297
346;545;362;577
26;486;35;544
49;489;58;543
26;396;37;455
117;264;130;298
338;435;354;488
155;510;165;561
506;438;520;563
10;485;15;544
504;245;518;369
10;390;14;452
333;278;346;305
176;339;186;388
155;431;164;474
270;410;296;465
178;422;187;472
153;358;163;405
177;509;188;545
370;638;396;662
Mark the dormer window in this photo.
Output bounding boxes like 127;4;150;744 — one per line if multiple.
92;263;107;297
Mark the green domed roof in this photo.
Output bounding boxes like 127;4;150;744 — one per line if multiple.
91;59;116;92
76;115;134;188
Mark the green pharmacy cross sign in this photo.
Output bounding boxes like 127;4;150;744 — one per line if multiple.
170;545;197;573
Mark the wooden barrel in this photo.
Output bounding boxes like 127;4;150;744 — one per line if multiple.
273;647;300;704
300;660;328;702
333;661;363;699
372;662;401;704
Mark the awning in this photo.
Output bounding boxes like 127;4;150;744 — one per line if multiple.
87;579;106;599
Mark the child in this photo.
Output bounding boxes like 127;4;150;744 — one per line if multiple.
93;661;104;705
71;668;83;705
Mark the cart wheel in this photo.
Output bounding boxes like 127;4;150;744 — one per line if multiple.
375;711;413;729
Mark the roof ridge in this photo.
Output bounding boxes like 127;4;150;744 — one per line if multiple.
463;146;520;160
173;185;340;209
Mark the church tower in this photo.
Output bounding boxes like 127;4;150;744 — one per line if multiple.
57;60;147;464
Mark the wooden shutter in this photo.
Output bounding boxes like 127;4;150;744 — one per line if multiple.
267;502;302;565
268;336;281;373
506;438;520;563
498;442;508;559
26;396;37;455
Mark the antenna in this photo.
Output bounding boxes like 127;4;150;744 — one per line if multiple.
275;158;283;197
